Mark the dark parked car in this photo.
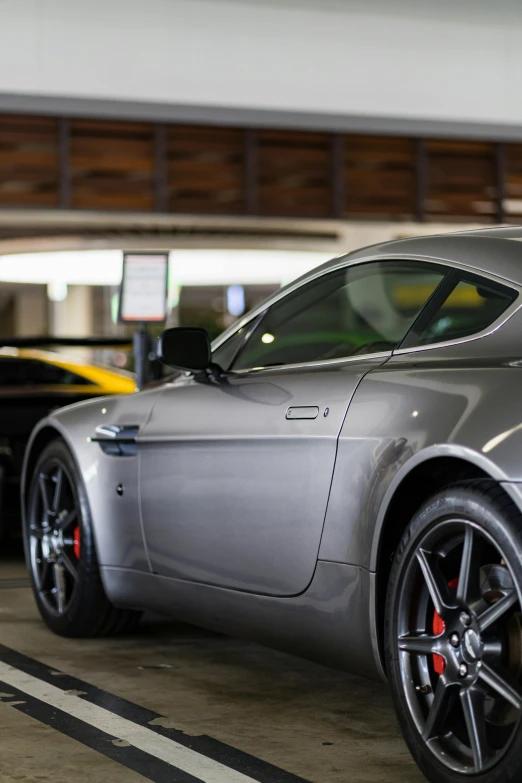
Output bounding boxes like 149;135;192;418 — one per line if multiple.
0;342;134;539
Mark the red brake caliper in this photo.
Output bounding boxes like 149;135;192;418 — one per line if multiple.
432;577;459;675
73;525;81;560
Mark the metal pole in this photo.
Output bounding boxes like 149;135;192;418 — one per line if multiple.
133;323;151;390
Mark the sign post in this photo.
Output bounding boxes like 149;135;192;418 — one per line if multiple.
118;252;169;389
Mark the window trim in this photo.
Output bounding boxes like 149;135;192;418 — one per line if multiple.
228;349;393;376
213;309;267;372
210;254;522;374
397;269;459;351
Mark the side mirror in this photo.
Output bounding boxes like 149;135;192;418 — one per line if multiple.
157;327;211;373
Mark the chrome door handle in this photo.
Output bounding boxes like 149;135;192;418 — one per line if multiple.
285;406;319;420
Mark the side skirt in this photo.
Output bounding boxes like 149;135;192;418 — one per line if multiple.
101;560;383;682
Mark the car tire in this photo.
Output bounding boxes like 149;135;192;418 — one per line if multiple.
24;438;141;637
385;481;522;783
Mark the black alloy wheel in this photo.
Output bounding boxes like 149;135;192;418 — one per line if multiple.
386;482;522;783
25;439;141;637
29;457;80;616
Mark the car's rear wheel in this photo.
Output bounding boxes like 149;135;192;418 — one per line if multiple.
25;439;141;637
386;482;522;783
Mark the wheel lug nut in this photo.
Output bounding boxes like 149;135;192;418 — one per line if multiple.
460;612;472;626
458;663;468;678
450;633;460;648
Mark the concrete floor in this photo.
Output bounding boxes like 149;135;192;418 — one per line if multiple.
0;556;425;783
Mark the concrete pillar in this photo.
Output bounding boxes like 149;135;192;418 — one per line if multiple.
14;287;48;336
49;284;93;360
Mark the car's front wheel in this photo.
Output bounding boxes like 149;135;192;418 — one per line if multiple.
386;482;522;783
25;439;141;637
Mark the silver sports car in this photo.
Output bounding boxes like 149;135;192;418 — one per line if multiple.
21;227;522;783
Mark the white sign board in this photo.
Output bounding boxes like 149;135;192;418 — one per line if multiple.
119;253;168;323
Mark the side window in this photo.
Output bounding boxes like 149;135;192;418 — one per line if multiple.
401;272;518;348
36;362;91;385
232;260;448;371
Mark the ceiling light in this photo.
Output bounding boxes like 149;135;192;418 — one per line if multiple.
0;249;331;287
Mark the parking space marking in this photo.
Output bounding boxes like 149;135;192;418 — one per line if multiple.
0;644;312;783
0;682;200;783
0;659;267;783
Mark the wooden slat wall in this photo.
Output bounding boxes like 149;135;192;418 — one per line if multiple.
0;113;517;222
70;120;155;210
505;144;522;218
166;126;245;214
425;140;496;219
344;135;416;218
258;130;331;217
0;115;59;207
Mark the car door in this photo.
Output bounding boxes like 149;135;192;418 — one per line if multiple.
139;259;449;596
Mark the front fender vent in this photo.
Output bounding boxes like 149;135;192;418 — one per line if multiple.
91;424;139;457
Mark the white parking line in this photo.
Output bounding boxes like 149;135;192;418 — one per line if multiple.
0;660;257;783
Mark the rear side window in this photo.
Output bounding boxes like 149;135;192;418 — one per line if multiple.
0;358;92;387
401;272;518;349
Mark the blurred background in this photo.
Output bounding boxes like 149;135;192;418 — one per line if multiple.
0;0;520;368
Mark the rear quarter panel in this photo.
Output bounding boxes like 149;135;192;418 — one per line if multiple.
319;354;522;570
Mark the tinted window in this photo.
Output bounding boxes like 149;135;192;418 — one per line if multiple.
232;260;448;370
0;358;92;387
401;272;518;348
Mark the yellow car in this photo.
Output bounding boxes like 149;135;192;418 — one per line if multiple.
0;348;135;538
0;347;136;396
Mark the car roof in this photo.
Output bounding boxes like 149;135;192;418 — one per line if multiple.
307;226;522;288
